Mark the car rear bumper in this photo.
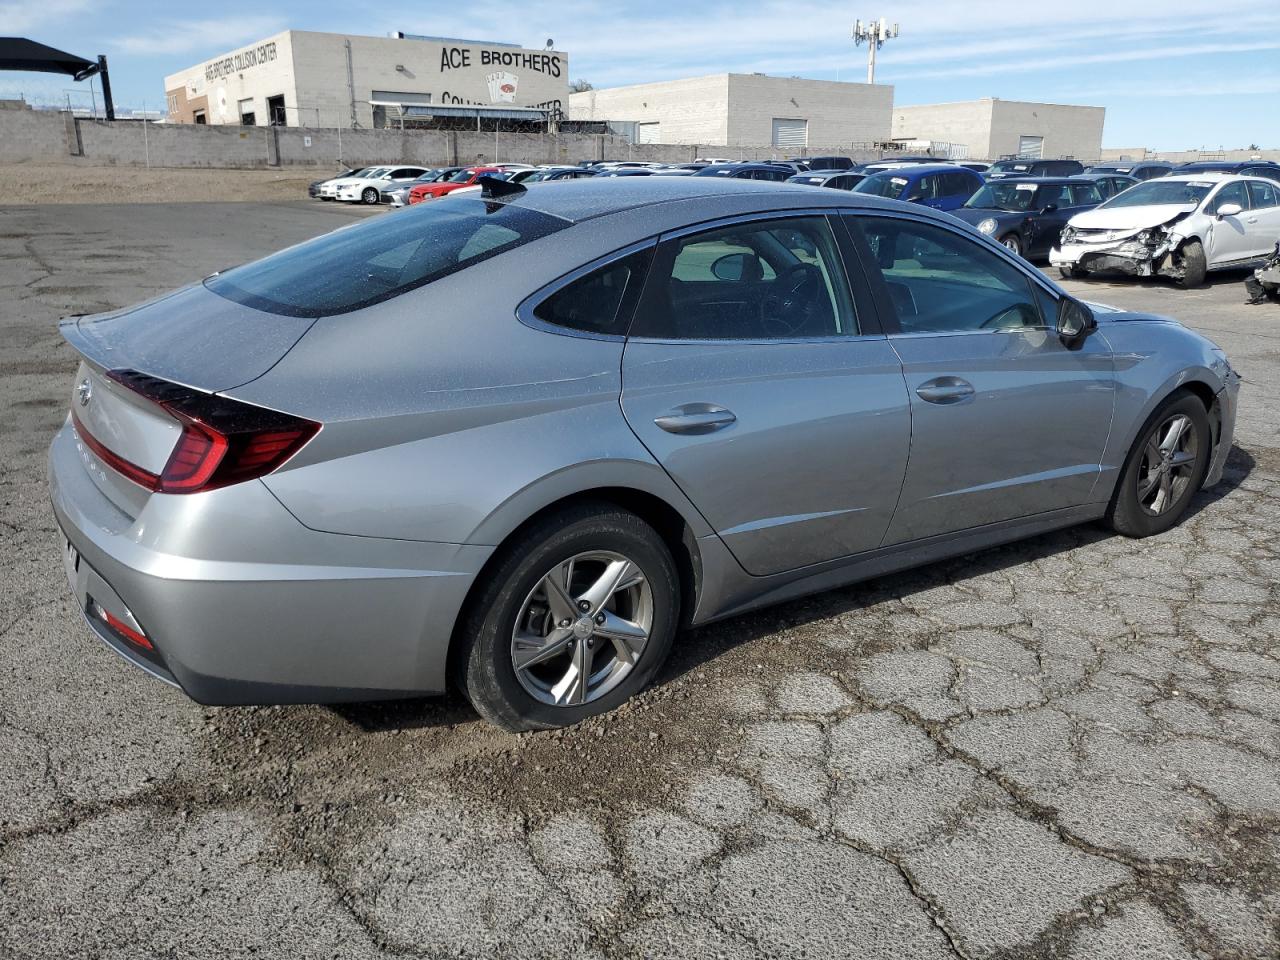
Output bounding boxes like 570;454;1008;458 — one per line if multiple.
48;419;491;705
1205;374;1240;489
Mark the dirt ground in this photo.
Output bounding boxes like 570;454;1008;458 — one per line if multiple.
0;162;332;204
2;197;1280;960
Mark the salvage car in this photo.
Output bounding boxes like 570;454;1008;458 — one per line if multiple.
1173;160;1280;183
1051;174;1280;286
986;158;1085;180
336;166;430;204
49;177;1238;731
1085;161;1172;181
854;164;985;212
1078;172;1140;201
382;167;464;208
407;166;503;204
309;167;366;199
949;177;1104;258
1245;241;1280;304
786;170;867;190
318;167;390;200
693;163;793;181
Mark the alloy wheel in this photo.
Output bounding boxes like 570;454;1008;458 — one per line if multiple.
510;551;653;706
1136;413;1198;516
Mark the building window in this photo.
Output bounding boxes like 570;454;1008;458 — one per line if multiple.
239;98;256;126
636;122;660;144
1017;135;1044;159
771;118;808;149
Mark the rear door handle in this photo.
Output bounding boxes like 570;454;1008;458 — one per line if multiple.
916;377;975;405
653;403;737;435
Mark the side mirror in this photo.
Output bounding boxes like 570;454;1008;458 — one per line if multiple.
1041;203;1059;214
1216;202;1242;219
711;252;750;281
1057;297;1096;349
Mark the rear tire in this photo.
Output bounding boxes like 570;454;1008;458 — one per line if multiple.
1105;391;1211;538
1177;239;1207;288
453;503;680;732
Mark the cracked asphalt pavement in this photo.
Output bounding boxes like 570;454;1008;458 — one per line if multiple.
2;201;1279;959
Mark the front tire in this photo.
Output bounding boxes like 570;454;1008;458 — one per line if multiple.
999;233;1022;257
1105;391;1211;538
362;187;379;205
1177;239;1207;288
453;503;680;731
1059;264;1086;280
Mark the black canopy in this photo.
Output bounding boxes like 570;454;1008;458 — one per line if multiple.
0;38;114;119
0;38;94;77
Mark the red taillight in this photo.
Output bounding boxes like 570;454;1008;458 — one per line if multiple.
101;609;153;650
73;370;320;495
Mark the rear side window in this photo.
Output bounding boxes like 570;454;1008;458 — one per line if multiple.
1248;180;1279;209
532;249;653;337
206;199;568;317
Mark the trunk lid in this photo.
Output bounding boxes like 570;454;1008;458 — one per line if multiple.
60;282;317;394
61;282;316;517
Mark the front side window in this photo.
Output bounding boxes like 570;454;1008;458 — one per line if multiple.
1068;182;1103;206
207;199;569;317
632;216;858;340
1208;181;1251;214
1033;184;1071;209
851;216;1044;334
532;249;653;337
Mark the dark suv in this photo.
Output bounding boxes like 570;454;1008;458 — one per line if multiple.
1173;160;1280;183
1085;161;1172;181
796;155;854;170
986;158;1085;180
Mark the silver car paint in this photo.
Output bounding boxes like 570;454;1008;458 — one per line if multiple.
49;178;1239;704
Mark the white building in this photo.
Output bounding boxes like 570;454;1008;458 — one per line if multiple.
164;30;570;128
569;74;894;151
892;98;1105;162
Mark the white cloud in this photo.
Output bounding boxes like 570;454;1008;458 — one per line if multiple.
0;0;93;36
110;16;287;57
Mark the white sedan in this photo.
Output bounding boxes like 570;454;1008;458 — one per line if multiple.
1051;174;1280;287
334;166;430;204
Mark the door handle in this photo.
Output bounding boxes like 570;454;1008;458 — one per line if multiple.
1246;217;1259;224
916;377;975;405
653;403;737;435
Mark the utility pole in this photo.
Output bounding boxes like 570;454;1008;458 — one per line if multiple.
852;18;900;84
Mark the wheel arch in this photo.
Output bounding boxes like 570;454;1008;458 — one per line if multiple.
447;480;711;684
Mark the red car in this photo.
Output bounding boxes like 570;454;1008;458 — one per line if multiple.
407;166;503;204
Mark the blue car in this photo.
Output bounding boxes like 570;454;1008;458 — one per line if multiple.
852;164;985;212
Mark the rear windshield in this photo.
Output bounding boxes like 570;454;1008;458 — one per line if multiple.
989;160;1034;173
206;198;569;317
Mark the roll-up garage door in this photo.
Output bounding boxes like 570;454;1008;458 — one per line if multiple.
636;122;660;144
772;118;808;149
1017;135;1044;159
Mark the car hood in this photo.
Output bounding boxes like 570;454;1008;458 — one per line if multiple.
59;282;316;393
1083;300;1177;325
1067;204;1195;231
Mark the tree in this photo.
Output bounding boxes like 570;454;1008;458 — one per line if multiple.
568;79;594;93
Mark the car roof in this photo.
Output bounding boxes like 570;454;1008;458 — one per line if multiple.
1077;171;1137;180
1176;160;1278;170
489;175;929;225
700;162;788;172
865;163;969;176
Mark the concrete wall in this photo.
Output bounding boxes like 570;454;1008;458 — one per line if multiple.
988;99;1105;161
0;101;76;163
725;74;892;149
892;98;1105;161
892;100;994;159
570;74;893;148
570;76;731;145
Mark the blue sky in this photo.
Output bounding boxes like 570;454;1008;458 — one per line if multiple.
3;0;1277;150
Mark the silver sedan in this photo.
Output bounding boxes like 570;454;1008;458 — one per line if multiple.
49;177;1239;730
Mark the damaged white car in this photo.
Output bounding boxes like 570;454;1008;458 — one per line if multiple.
1050;174;1280;287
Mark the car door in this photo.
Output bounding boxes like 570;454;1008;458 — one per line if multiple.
1023;184;1073;256
620;213;911;576
1246;180;1280;256
1204;181;1256;264
844;212;1115;545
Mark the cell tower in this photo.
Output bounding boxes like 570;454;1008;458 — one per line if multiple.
852;18;900;84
